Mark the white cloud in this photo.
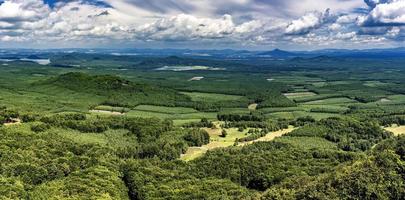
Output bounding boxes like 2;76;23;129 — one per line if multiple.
0;0;50;22
329;23;342;31
0;0;402;48
134;14;268;41
360;0;405;26
285;9;332;35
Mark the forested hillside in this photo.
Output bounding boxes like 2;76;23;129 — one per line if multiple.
1;53;405;199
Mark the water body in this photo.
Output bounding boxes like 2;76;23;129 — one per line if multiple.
156;65;225;71
0;58;51;65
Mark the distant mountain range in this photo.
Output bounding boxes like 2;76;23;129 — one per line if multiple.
1;47;405;59
257;49;298;58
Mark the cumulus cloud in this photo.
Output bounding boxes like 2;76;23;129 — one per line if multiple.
0;0;402;48
134;14;267;41
360;0;405;26
0;0;50;22
0;0;276;45
364;0;390;8
285;9;332;35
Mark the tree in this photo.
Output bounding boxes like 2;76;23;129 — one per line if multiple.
221;130;228;138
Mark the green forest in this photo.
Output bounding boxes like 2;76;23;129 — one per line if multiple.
0;53;405;199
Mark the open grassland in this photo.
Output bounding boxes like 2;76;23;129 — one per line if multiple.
363;81;389;87
239;126;295;146
172;119;202;126
181;127;248;161
93;105;130;113
274;136;337;150
181;92;245;102
57;128;137;149
220;108;251;114
248;103;258;110
378;95;405;104
126;110;217;120
258;107;305;113
302;97;357;105
283;92;317;99
266;111;341;120
133;105;198;114
300;104;349;113
384;125;405;136
90;110;124;115
272;75;325;84
312;82;327;87
181;125;296;161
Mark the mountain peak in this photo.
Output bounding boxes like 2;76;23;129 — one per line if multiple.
258;49;296;57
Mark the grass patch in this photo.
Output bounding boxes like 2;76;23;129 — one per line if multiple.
259;107;304;114
55;128;136;149
363;81;389;87
181;92;245;102
219;108;251;115
127;110;217;120
133;105;198;114
93;105;130;113
275;136;337;150
384;125;405;136
266;111;341;120
283;92;317;99
302;97;357;105
301;105;349;113
181;127;247;161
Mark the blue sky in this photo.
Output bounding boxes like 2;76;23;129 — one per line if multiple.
0;0;404;50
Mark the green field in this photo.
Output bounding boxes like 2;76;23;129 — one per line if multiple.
266;111;341;120
283;92;317;99
93;105;131;113
181;92;245;102
133;105;198;114
1;52;405;199
302;97;358;105
126;110;217;120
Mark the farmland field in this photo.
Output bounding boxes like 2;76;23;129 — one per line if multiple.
302;97;358;105
1;49;405;200
133;105;198;114
181;91;246;102
4;0;405;198
283;92;317;99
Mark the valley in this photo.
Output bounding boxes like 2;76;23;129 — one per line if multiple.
0;51;405;199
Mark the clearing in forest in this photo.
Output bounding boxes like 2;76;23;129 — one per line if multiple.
180;127;246;161
180;125;295;161
248;103;258;110
181;92;245;102
283;92;317;99
90;110;125;115
133;105;198;114
189;76;204;81
3;118;21;126
238;126;296;146
385;125;405;136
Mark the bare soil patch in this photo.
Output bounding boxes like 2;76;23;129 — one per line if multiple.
4;118;21;126
90;110;125;115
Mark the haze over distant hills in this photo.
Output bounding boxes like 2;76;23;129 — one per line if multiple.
1;47;405;60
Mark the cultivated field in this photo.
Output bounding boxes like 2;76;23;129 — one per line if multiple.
181;92;245;102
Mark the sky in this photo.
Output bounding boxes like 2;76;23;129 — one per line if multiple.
0;0;404;50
